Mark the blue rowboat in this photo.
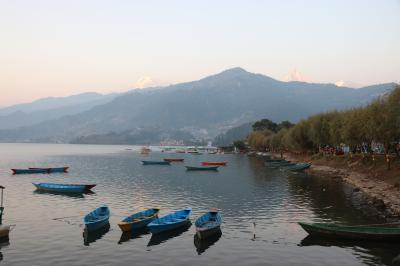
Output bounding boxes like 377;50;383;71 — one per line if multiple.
141;161;171;165
286;163;311;172
147;208;192;234
12;168;49;174
118;208;160;232
33;183;96;193
185;166;219;171
12;166;69;174
29;166;69;173
195;210;222;239
84;206;110;232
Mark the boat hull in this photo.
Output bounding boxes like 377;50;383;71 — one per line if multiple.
286;163;311;172
147;208;192;234
201;162;227;166
142;161;171;165
163;158;184;162
33;183;96;193
84;206;110;232
185;166;219;171
299;222;400;241
195;211;222;239
118;208;160;232
12;168;49;174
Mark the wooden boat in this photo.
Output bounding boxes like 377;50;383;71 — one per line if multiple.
29;166;69;173
201;162;227;166
12;166;69;174
147;208;192;234
118;208;160;232
188;150;202;155
163;158;184;162
12;168;49;174
141;160;171;165
266;162;297;168
84;206;110;232
286;163;311;172
298;222;400;241
195;210;222;239
185;166;219;171
33;183;96;193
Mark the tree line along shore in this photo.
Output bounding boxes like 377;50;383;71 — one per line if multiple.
232;85;400;217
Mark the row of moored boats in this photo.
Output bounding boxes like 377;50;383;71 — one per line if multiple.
85;206;222;240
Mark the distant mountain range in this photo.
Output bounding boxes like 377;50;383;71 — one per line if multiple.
0;92;118;129
0;67;396;144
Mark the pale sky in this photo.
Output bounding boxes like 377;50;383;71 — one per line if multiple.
1;0;399;107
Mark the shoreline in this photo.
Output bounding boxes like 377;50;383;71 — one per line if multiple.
272;152;400;220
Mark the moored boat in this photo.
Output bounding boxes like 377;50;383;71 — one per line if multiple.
201;162;227;166
84;206;110;232
33;183;96;193
118;208;160;232
298;222;400;241
29;166;69;173
163;158;184;162
185;166;219;171
142;160;171;165
286;163;311;172
12;168;49;174
147;208;192;234
195;210;222;239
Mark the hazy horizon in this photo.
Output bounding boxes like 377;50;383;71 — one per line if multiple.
1;0;399;106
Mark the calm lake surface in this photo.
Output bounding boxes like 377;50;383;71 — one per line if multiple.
0;143;398;266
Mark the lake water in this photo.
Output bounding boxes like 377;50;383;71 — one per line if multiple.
0;143;398;266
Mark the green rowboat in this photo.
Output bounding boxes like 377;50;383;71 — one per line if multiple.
299;222;400;241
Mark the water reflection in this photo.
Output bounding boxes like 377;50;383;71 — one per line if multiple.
118;228;150;244
147;222;191;247
194;230;222;255
0;238;9;262
33;190;94;198
300;235;400;266
83;223;110;246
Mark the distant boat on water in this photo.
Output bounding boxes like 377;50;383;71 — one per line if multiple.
140;147;151;154
142;161;171;165
163;158;185;162
33;183;96;193
201;161;227;166
11;166;69;174
185;166;219;171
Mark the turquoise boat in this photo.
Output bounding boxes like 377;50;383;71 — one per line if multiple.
84;206;110;232
12;166;69;174
185;166;219;171
286;163;311;172
195;210;222;239
118;208;160;232
33;183;96;193
147;208;192;234
142;161;171;165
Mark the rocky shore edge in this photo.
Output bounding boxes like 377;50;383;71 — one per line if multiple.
271;152;400;220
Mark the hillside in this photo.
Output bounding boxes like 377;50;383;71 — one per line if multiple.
0;68;395;144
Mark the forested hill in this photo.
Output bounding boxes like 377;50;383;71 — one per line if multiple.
0;68;396;144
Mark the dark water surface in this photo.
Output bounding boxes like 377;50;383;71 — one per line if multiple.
0;143;398;265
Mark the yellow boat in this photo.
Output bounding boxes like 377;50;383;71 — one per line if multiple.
118;208;160;232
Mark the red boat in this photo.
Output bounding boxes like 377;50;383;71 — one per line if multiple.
163;158;185;162
201;162;227;166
